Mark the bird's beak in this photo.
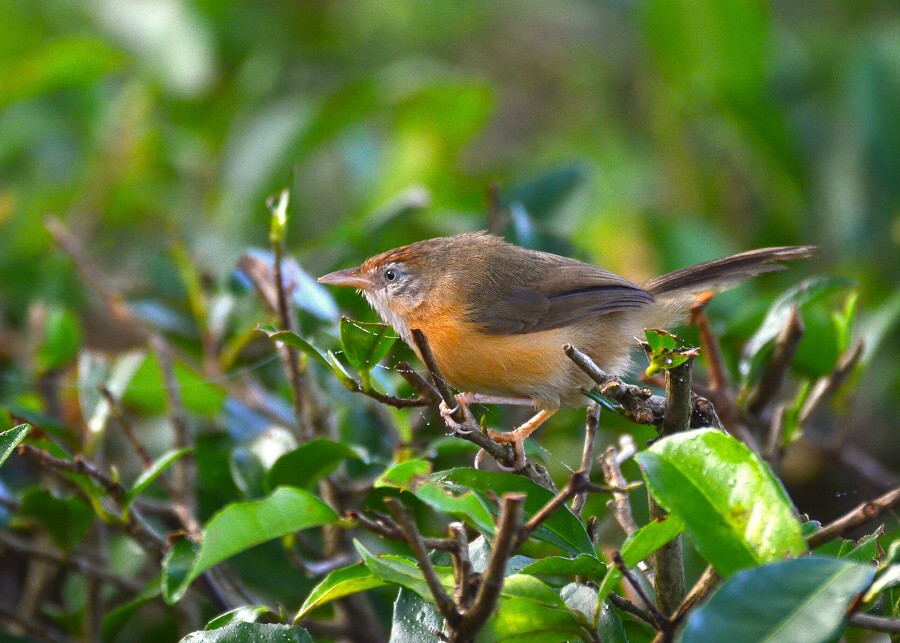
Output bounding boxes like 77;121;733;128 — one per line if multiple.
317;267;374;290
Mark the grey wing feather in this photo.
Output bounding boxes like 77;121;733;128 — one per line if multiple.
470;257;653;335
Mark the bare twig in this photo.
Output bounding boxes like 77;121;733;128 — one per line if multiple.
800;340;864;425
396;361;442;403
744;306;804;416
347;510;456;551
411;329;465;424
101;387;152;468
448;522;474;609
806;486;900;548
649;360;691;616
564;344;722;430
456;493;525;641
384;498;460;627
765;404;787;462
572;404;600;517
611;551;670;633
600;444;639;538
664;565;719;635
608;592;657;628
517;471;595;549
689;298;733;396
848;613;900;634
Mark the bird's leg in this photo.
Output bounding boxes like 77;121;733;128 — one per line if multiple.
439;393;533;435
484;408;557;471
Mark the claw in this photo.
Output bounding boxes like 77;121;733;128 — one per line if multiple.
438;400;473;435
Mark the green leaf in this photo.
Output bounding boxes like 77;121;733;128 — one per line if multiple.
180;623;312;642
636;429;806;577
561;583;627;643
377;460;496;536
355;540;455;601
389;587;443;643
815;525;885;564
294;564;386;621
430;468;594;555
740;277;851;384
477;574;587;643
124;448;192;508
162;538;198;604
596;515;685;603
680;557;875;643
164;487;338;603
520;554;607;583
255;325;329;367
37;308;82;373
0;424;30;470
267;439;365;491
645;329;677;353
205;606;276;630
340;317;397;385
20;488;94;551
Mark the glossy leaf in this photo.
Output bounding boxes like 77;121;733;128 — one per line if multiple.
124;448;192;508
389;587;443;643
355;540;454;601
636;429;806;577
294;563;386;621
180;623;312;642
562;583;627;643
255;324;329;367
430;468;594;555
477;574;586;643
0;424;30;470
267;439;365;491
205;606;276;630
680;557;875;643
378;460;495;536
520;554;607;583
164;487;338;602
596;515;685;602
339;317;397;384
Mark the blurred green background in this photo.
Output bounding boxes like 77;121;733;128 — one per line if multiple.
1;0;898;539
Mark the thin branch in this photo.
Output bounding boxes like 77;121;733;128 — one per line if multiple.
600;443;639;538
101;387;152;468
650;360;691;616
848;613;900;634
396;361;442;403
410;329;464;424
764;404;787;462
744;306;804;416
611;551;670;633
448;522;474;609
665;565;719;634
571;404;600;517
347;510;456;551
608;592;657;628
384;498;460;627
564;344;722;430
456;493;525;641
800;340;864;425
806;486;900;548
688;297;733;395
517;471;594;549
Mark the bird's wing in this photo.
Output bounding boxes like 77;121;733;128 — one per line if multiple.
467;254;653;335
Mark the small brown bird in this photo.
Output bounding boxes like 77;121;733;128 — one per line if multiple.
319;232;813;467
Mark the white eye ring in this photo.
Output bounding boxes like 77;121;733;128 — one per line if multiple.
384;269;397;282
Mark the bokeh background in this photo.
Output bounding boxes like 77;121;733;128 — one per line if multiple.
0;0;897;638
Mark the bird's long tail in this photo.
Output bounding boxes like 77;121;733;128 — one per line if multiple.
644;246;817;300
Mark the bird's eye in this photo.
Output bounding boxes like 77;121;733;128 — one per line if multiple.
384;269;397;282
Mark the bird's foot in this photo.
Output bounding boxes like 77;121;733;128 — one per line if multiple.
438;397;475;435
481;409;557;472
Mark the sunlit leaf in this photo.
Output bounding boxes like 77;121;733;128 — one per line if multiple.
636;429;807;577
255;324;329;367
294;564;386;621
0;424;30;470
340;317;397;386
680;557;875;642
205;606;277;630
180;623;312;642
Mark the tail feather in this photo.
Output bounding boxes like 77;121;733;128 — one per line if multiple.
644;246;817;298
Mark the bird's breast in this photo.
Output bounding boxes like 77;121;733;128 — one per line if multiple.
411;310;580;408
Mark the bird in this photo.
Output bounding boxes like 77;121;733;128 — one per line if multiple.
318;232;814;468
